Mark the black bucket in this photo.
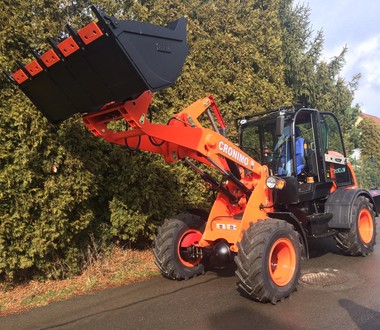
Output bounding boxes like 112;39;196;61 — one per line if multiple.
11;6;188;124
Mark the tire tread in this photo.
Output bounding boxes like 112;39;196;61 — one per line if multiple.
235;219;301;304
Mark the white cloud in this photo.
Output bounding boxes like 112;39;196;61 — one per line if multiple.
344;35;380;88
342;35;380;115
306;0;380;117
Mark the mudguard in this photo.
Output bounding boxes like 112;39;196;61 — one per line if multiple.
325;188;377;229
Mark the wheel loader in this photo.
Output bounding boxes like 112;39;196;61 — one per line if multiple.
7;6;379;304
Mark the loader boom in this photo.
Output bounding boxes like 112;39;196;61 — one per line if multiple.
82;89;271;251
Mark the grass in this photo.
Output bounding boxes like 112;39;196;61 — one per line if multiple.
0;248;159;316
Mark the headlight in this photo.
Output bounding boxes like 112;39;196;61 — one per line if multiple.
266;176;277;189
266;176;286;190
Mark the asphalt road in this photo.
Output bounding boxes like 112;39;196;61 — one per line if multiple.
3;223;380;330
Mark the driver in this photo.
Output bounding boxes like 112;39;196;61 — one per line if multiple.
276;126;305;175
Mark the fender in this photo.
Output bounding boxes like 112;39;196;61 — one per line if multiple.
369;189;380;213
325;188;377;229
267;212;309;259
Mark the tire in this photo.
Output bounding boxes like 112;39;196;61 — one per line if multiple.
153;212;206;280
335;196;376;256
186;208;209;221
235;219;301;304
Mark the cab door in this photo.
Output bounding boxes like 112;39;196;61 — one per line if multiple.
317;112;354;188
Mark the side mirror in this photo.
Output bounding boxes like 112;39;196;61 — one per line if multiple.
276;114;284;136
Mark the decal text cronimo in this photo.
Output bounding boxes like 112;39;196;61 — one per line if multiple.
218;141;249;166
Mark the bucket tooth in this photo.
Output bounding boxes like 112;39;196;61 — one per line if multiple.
78;22;104;45
31;50;48;70
57;37;80;58
12;69;28;85
65;24;84;47
3;69;16;83
16;60;31;78
90;5;119;30
40;49;60;68
47;37;64;60
25;60;43;76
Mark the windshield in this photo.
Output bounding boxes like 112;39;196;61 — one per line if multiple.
240;119;294;176
274;125;293;175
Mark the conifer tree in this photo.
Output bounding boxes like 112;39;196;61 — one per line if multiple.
278;0;361;153
354;118;380;188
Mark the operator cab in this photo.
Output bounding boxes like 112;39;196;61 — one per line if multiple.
237;106;356;204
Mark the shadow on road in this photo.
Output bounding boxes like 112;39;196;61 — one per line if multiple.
308;217;380;259
207;306;290;329
207;261;237;278
339;299;380;329
308;236;341;258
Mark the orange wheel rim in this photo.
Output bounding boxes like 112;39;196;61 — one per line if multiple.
358;208;373;244
178;229;202;267
269;238;296;287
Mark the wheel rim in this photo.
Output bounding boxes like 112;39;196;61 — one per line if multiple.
178;229;202;267
358;208;374;244
269;238;296;287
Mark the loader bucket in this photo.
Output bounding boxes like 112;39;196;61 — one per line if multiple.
10;6;188;124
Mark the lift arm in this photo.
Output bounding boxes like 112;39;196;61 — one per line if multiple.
83;90;262;203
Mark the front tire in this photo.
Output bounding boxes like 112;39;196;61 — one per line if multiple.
153;213;206;280
235;219;301;304
335;196;376;256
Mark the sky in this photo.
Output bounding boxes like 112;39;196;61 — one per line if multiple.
305;0;380;117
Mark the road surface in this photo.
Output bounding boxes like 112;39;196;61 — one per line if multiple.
2;223;380;329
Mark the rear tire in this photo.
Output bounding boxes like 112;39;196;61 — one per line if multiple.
335;196;376;256
235;219;301;304
153;213;206;280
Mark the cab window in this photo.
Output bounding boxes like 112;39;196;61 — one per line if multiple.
319;113;351;186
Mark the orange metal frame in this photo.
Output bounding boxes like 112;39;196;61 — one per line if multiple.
83;91;273;251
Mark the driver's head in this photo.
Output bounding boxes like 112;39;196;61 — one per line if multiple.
295;126;301;138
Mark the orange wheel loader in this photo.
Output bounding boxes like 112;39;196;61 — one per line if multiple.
7;6;379;304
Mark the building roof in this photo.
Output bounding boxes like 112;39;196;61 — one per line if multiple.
361;113;380;125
